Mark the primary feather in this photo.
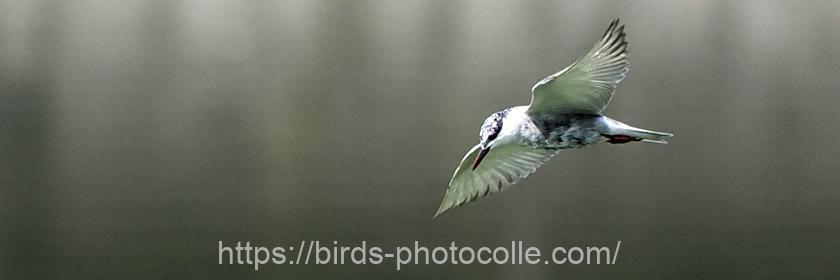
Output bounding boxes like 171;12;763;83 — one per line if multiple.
528;18;629;116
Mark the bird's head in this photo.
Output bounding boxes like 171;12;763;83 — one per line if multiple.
472;110;505;170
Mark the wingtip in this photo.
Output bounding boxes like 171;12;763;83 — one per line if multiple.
604;18;619;37
434;190;466;218
433;190;453;218
609;18;622;29
600;18;627;49
433;204;450;218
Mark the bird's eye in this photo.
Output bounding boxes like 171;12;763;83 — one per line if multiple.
479;116;502;143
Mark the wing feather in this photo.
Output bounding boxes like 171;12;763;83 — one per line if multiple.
434;142;558;217
528;19;629;115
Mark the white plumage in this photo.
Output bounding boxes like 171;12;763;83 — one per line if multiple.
435;19;673;217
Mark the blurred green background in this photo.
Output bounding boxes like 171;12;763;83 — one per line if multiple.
2;0;840;279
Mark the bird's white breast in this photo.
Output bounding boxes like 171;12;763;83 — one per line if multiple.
497;106;545;145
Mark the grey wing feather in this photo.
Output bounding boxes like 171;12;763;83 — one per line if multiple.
528;18;629;115
434;143;558;217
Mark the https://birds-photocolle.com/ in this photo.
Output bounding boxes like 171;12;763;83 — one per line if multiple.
435;19;673;217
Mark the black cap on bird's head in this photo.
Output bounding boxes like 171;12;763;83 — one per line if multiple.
472;110;505;170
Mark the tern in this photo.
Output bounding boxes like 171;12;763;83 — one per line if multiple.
435;19;672;217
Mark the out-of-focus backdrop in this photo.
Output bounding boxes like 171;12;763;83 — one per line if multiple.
3;0;840;279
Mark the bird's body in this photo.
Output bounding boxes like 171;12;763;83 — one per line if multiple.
435;19;673;217
484;106;601;150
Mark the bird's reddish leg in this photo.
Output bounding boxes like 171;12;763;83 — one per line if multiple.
604;134;640;144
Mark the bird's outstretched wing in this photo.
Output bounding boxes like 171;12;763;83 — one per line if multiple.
435;141;558;217
528;19;629;116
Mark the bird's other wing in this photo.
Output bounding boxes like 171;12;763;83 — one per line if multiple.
527;18;629;116
434;142;558;217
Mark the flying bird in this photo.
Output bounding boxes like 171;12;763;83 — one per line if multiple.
435;19;672;217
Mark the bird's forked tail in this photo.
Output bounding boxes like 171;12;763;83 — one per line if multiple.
602;118;673;144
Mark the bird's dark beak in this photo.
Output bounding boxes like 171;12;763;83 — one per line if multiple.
472;147;490;171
